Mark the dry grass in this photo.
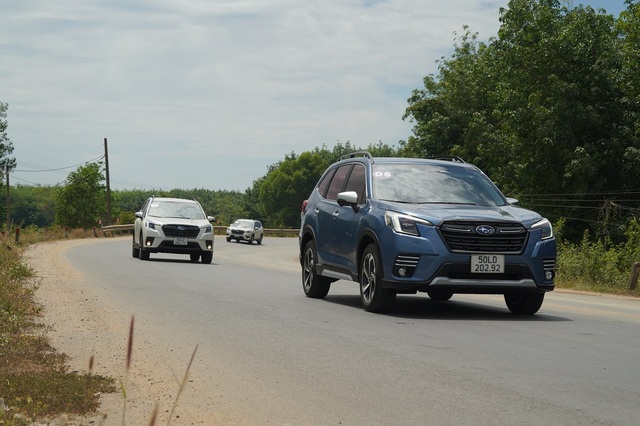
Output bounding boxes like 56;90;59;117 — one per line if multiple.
1;227;199;425
0;231;116;424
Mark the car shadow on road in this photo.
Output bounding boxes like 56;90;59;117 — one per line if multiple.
323;294;570;322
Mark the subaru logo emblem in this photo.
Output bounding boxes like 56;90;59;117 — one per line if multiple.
177;226;185;231
476;225;495;235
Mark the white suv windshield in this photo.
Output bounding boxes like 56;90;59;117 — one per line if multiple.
232;220;254;228
148;201;205;220
373;163;506;206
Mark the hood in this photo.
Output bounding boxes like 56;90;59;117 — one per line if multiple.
148;217;209;227
377;201;543;228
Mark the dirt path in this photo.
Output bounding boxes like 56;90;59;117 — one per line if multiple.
26;239;241;425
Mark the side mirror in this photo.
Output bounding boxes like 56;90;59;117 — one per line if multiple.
506;197;519;206
207;216;215;222
135;211;143;219
337;191;360;212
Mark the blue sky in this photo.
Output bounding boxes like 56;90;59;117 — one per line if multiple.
0;0;628;192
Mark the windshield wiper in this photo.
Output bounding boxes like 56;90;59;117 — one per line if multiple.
414;201;478;205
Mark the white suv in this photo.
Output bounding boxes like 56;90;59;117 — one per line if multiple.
133;197;215;263
226;219;264;244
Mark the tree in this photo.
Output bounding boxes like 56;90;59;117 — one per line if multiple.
1;102;16;229
0;102;16;179
259;152;330;227
404;0;638;241
55;163;106;228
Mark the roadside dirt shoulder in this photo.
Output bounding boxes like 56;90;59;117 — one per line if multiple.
26;239;237;425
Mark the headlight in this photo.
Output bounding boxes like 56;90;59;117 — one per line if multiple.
385;211;433;236
202;225;212;233
532;218;554;240
145;221;160;230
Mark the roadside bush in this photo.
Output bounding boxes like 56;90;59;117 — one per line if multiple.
556;218;640;295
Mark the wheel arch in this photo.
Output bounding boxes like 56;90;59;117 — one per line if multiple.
299;226;316;265
356;229;382;278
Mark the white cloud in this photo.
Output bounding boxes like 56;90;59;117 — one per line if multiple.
1;0;626;191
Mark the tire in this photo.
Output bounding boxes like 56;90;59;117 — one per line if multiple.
257;235;263;245
360;244;396;313
504;293;545;315
190;253;200;262
301;240;331;298
201;252;213;264
427;290;453;301
132;234;140;258
226;237;231;242
139;232;150;260
249;234;254;244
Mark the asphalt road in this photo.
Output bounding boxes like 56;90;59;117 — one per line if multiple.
64;236;640;425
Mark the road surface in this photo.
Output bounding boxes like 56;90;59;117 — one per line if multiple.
28;237;640;425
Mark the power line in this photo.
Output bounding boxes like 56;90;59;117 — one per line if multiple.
13;155;105;173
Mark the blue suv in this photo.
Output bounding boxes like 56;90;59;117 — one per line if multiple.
299;153;556;314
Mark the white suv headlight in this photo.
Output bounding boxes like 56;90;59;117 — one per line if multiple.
145;220;161;230
532;218;554;240
385;211;433;236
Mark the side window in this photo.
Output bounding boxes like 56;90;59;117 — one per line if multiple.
140;199;151;215
344;164;366;204
317;167;336;198
325;165;353;200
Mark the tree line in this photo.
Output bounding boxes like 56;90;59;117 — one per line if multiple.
2;0;640;244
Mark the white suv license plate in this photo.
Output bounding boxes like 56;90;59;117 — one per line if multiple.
174;237;188;246
471;254;504;273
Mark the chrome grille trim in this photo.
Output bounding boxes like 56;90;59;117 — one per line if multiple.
440;221;527;253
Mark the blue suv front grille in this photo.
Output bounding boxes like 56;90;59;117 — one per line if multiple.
440;221;527;253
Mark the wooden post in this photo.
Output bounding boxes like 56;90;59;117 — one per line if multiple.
629;262;640;291
104;138;113;225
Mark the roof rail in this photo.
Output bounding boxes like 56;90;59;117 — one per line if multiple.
427;156;466;163
340;151;373;161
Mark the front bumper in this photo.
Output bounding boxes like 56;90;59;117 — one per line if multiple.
377;224;556;294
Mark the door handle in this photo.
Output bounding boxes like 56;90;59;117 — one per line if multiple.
332;211;339;219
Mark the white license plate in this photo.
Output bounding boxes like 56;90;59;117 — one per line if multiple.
174;238;188;246
471;254;504;273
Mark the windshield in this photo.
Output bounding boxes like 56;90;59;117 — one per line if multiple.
232;219;254;228
372;163;506;206
148;201;205;220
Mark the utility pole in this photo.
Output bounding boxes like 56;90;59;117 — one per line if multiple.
104;138;112;225
5;164;10;233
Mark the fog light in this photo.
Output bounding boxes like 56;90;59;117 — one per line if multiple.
545;271;555;280
146;241;152;246
398;267;407;277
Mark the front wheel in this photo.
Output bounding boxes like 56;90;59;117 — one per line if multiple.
301;240;331;298
504;293;545;315
360;244;396;313
132;234;140;258
190;253;200;262
201;252;213;264
139;232;150;260
427;290;453;301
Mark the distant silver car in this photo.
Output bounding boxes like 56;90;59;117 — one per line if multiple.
226;219;264;244
132;197;215;263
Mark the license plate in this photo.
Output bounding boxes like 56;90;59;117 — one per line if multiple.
174;237;188;246
471;254;504;273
